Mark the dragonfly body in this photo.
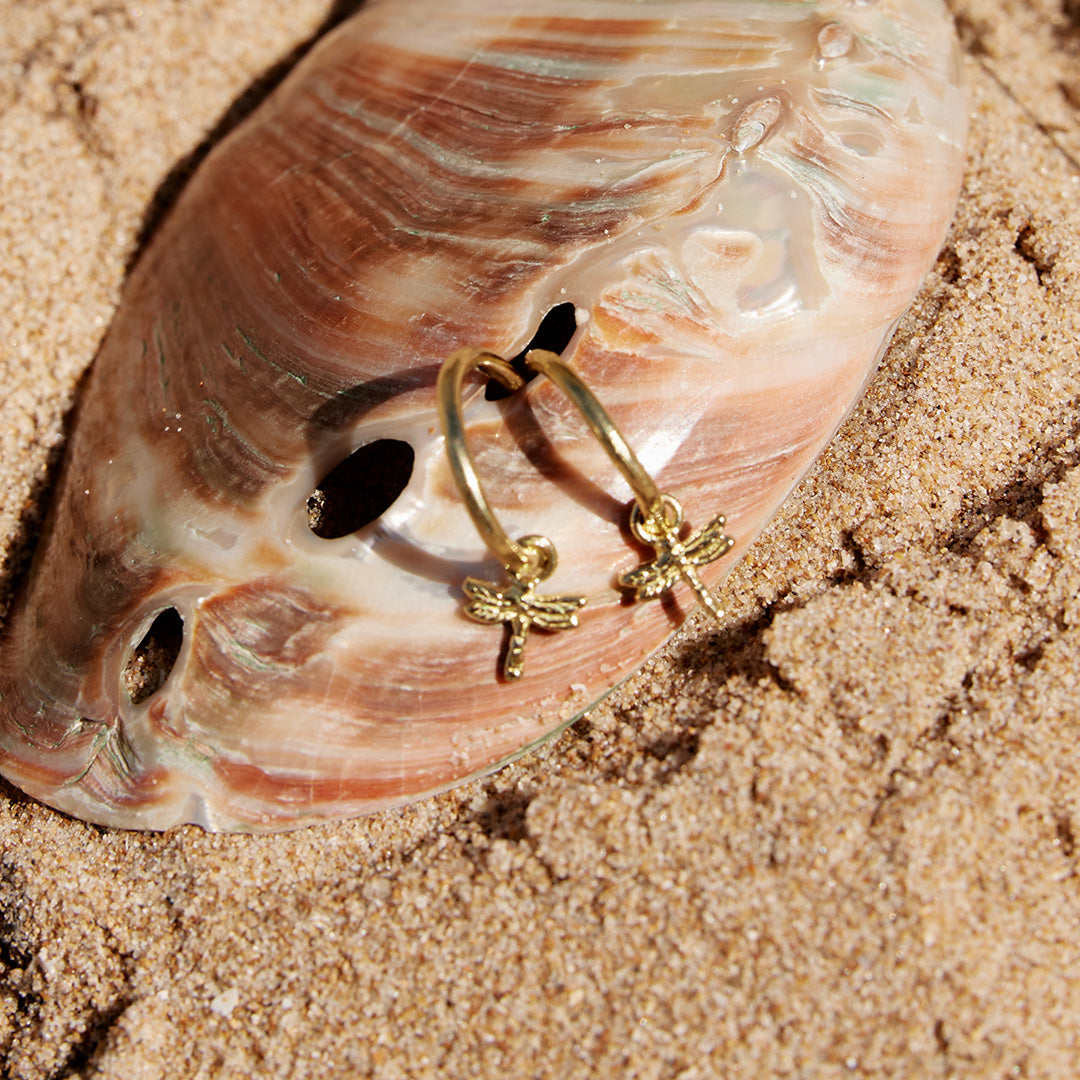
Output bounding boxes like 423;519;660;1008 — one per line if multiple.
618;501;734;621
463;575;586;681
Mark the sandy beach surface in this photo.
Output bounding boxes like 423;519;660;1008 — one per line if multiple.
0;2;1078;1076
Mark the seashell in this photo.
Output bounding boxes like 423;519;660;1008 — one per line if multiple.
0;0;966;831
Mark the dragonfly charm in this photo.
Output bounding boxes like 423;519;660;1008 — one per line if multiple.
618;495;734;621
462;573;586;681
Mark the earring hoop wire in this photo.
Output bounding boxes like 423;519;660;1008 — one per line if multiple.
437;346;665;577
436;348;533;578
436;344;734;680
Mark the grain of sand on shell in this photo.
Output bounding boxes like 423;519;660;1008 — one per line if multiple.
0;2;1078;1078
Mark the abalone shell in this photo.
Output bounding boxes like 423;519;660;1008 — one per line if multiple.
0;0;966;831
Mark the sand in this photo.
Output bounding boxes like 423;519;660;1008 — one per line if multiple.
0;1;1078;1077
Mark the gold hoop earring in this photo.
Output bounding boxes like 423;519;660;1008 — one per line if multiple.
436;347;734;680
437;348;587;681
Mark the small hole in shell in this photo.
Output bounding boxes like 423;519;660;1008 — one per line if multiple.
486;302;579;401
308;438;415;539
124;608;184;705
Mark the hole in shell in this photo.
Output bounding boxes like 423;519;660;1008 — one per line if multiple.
308;438;415;539
485;302;579;401
124;608;184;705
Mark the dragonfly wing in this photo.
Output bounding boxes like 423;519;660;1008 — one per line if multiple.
619;561;677;599
682;518;735;565
527;593;586;631
462;578;514;623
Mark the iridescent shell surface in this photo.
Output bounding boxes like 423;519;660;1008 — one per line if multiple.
0;0;966;831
